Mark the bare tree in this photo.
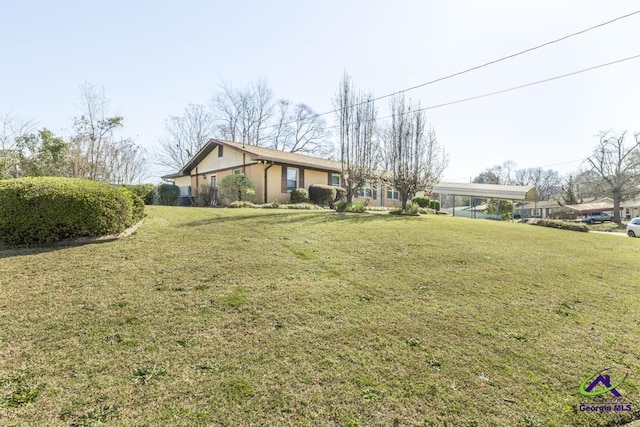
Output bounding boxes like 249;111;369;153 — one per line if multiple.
69;83;124;181
213;79;274;146
586;131;640;223
69;82;147;183
383;95;447;210
103;138;148;184
155;104;213;172
269;100;330;155
0;114;35;179
334;72;378;203
513;167;561;201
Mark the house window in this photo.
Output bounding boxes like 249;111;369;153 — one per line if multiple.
218;145;223;157
233;169;242;175
356;186;373;198
330;173;341;186
210;175;217;187
287;167;298;192
387;187;399;200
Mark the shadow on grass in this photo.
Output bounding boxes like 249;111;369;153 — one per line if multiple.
0;238;115;259
176;209;424;228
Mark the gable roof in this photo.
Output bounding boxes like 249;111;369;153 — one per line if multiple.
167;139;343;178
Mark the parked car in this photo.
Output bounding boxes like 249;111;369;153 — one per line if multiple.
579;212;613;224
626;217;640;237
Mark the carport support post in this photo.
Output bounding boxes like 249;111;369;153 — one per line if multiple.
452;195;455;217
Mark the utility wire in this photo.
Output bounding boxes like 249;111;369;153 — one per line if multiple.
265;9;640;130
319;53;640;130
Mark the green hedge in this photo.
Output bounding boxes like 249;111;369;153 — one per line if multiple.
290;188;309;204
334;187;347;202
122;184;155;205
0;177;141;246
309;184;337;207
157;183;180;206
531;219;589;232
412;196;430;208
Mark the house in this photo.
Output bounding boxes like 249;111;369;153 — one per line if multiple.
161;139;402;207
514;200;564;219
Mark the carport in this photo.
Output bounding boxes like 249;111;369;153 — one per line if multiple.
433;182;538;218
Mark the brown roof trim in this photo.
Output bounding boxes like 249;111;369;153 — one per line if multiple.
177;139;343;175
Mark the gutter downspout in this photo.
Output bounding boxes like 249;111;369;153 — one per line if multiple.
264;162;274;203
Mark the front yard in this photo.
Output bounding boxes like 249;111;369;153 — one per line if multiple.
1;207;639;426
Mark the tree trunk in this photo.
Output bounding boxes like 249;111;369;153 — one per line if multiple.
613;187;622;224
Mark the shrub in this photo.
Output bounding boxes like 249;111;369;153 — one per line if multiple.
193;183;218;207
309;184;337;207
412;196;430;208
219;175;256;205
405;203;420;215
0;177;137;245
347;202;366;213
290;188;309;204
122;184;155;205
335;199;348;212
429;199;440;211
531;219;589;232
334;187;347;202
157;183;180;206
119;187;146;223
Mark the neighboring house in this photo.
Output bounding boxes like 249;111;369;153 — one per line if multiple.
622;199;640;219
161;139;402;207
514;200;564;219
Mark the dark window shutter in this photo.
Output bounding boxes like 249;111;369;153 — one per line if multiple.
299;169;305;189
328;173;332;185
373;188;377;200
218;145;223;157
281;166;287;193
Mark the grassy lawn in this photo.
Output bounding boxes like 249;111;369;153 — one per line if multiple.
1;206;640;426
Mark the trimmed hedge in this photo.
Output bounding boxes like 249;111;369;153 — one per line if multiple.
429;199;440;211
309;184;337;207
334;187;347;202
412;196;430;208
530;219;589;232
290;188;309;204
157;183;180;206
122;184;155;205
0;177;142;246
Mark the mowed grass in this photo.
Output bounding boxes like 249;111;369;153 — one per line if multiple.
1;206;640;426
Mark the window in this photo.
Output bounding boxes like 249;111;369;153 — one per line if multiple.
218;145;223;157
210;175;217;187
233;169;242;175
356;187;373;198
387;187;399;200
330;173;341;186
287;167;298;192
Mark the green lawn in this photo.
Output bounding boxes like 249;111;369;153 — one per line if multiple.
1;206;640;426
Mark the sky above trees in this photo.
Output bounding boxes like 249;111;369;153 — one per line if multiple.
1;0;639;182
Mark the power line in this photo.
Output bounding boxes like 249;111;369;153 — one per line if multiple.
320;53;640;130
265;9;640;130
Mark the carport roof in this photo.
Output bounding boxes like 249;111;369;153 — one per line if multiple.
433;182;538;201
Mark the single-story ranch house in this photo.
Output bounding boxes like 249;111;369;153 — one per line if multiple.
161;139;403;207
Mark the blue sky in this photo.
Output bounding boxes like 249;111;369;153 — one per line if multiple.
1;0;639;182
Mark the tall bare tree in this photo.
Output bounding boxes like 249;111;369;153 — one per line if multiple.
156;104;213;172
334;72;378;203
586;131;640;223
383;95;447;210
0;114;35;179
69;82;147;183
513;167;561;201
269;100;330;155
213;79;274;146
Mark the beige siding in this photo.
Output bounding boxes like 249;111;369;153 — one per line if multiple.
173;176;191;196
303;169;329;189
244;164;265;203
198;144;245;172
